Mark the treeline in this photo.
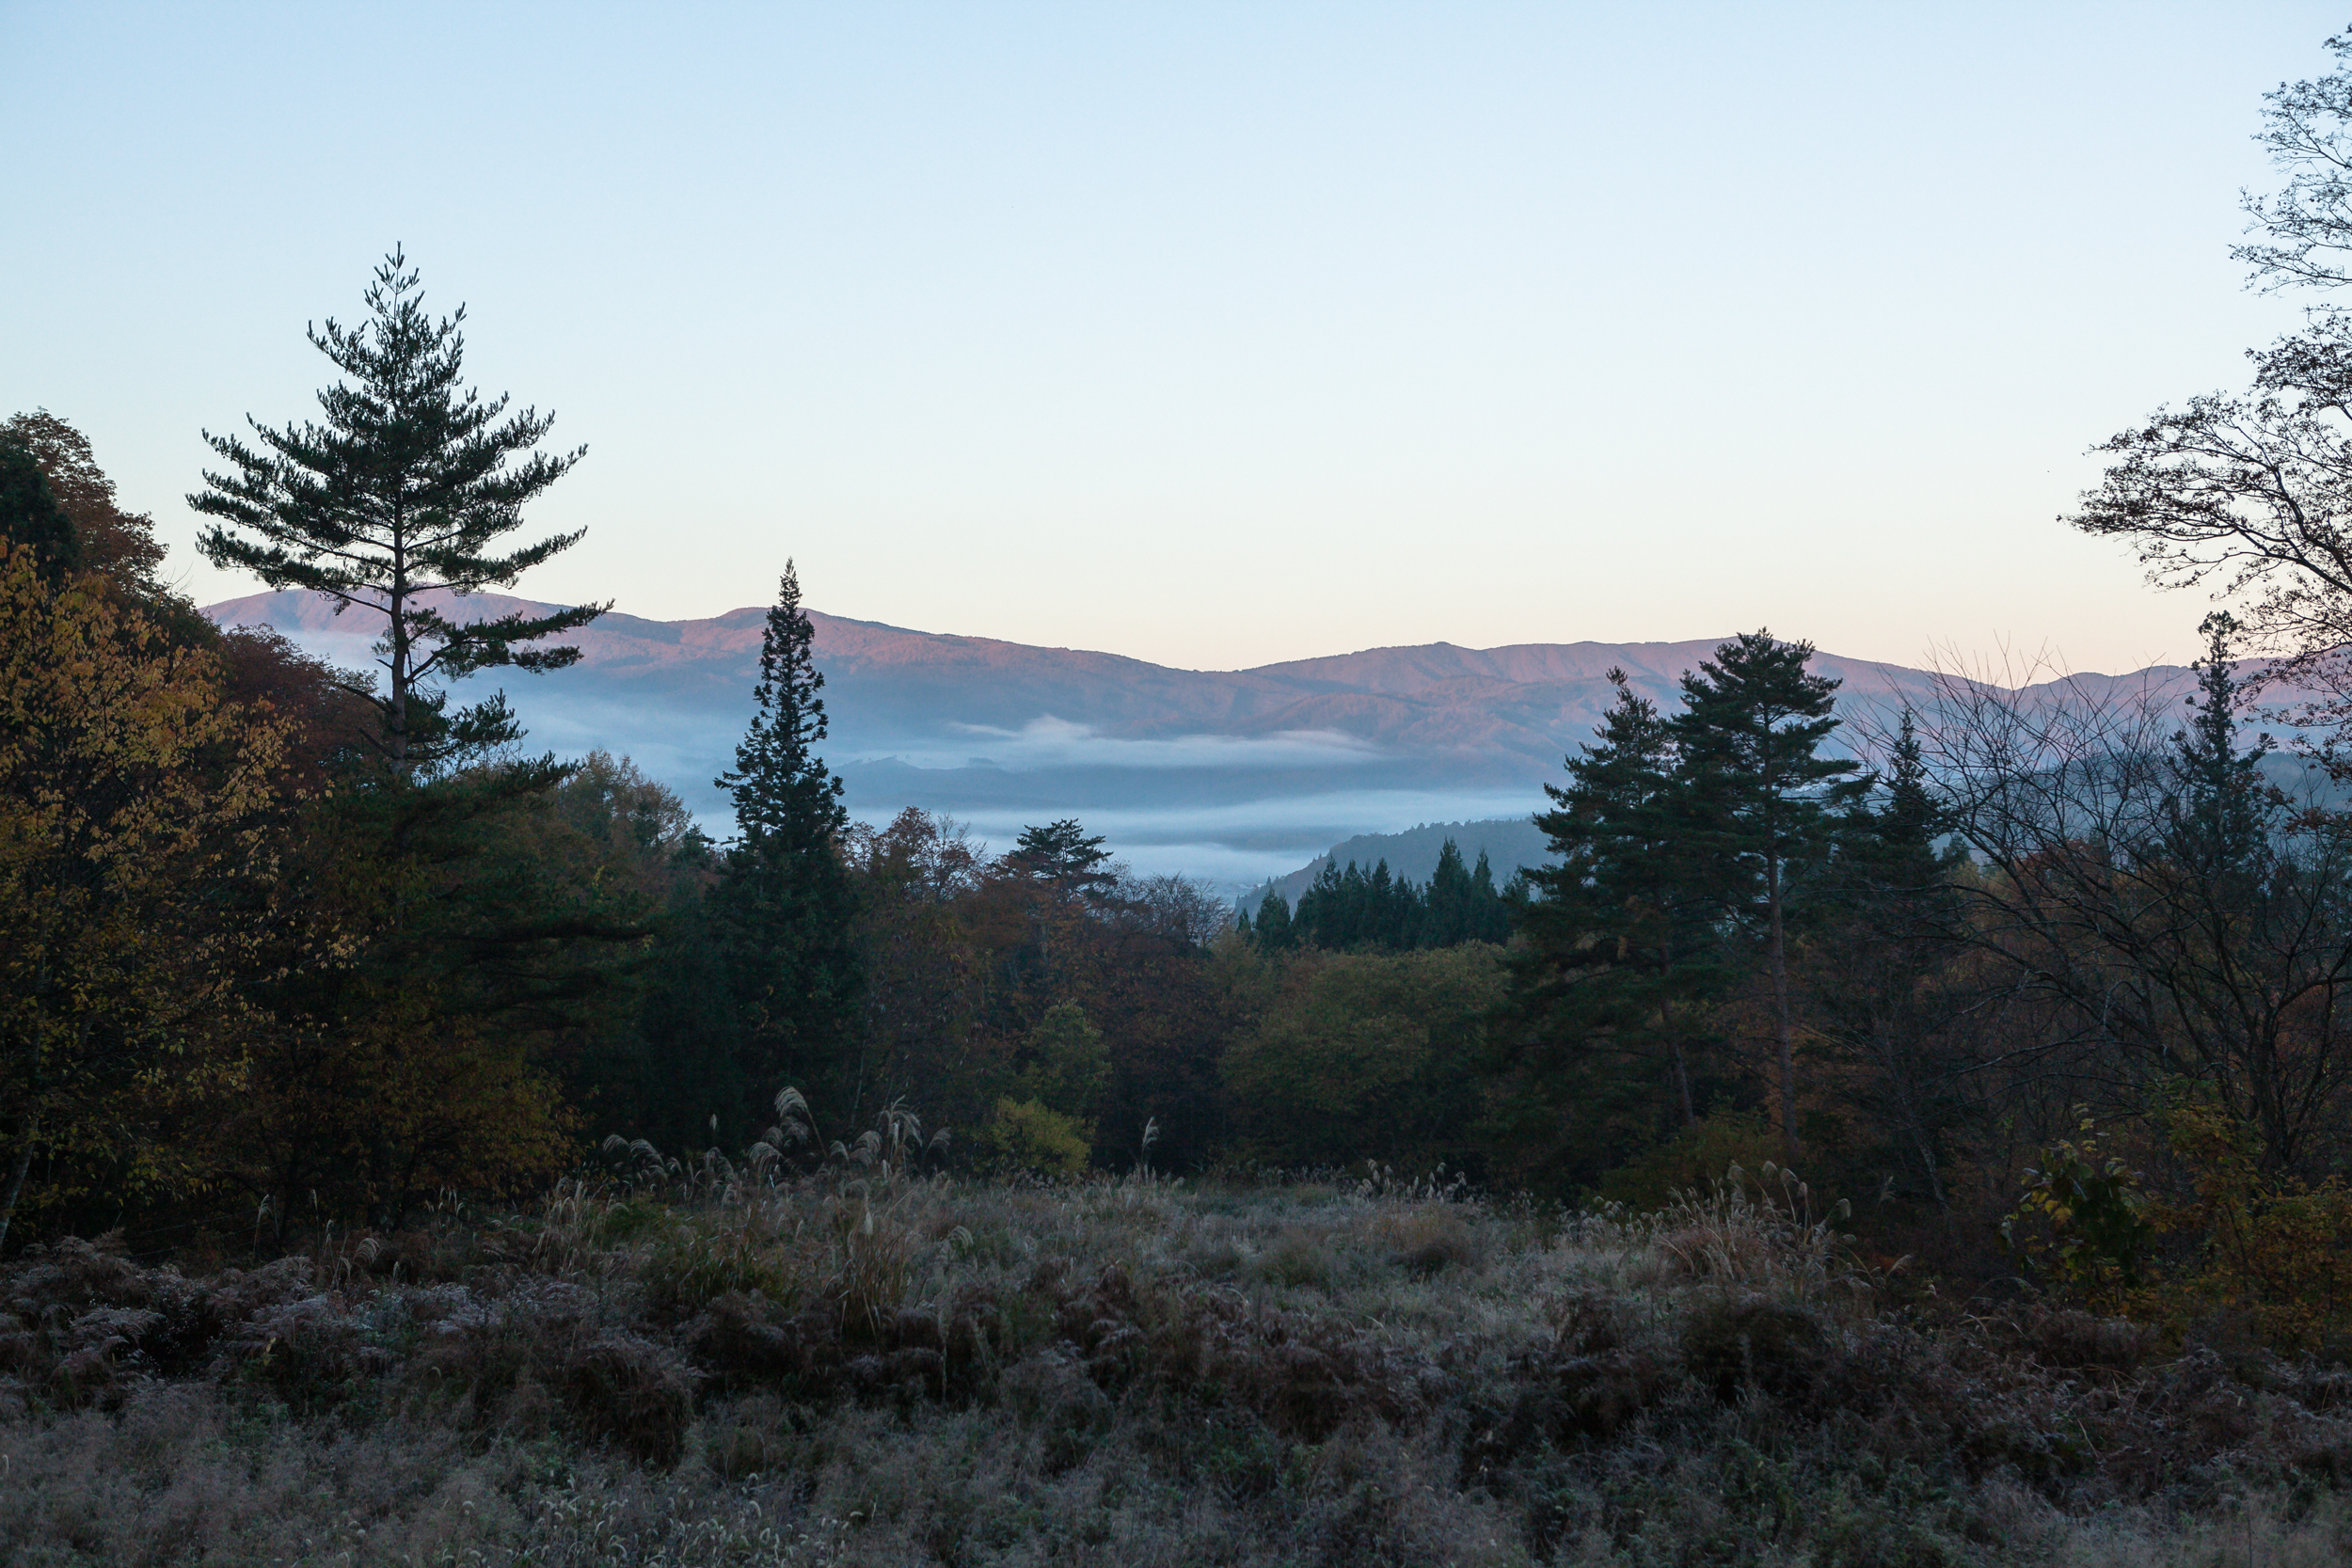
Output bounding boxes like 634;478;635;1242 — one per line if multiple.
1239;840;1518;951
0;259;1264;1247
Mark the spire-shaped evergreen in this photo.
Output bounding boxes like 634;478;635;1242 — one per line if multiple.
1251;886;1295;949
711;562;860;1120
720;562;847;848
2163;612;2271;879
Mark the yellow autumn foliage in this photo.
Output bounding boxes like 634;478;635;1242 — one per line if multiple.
0;543;291;1239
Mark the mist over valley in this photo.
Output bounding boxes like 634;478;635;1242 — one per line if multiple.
203;588;2253;891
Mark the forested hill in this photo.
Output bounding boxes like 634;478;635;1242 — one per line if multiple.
201;588;2226;886
1247;818;1558;910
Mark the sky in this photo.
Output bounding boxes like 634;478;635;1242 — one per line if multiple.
4;2;2345;677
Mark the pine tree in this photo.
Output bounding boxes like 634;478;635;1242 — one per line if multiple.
1013;819;1115;896
1250;887;1295;949
1292;860;1344;946
1469;849;1514;943
1424;838;1511;947
192;249;602;774
712;562;861;1120
1502;669;1723;1148
1671;631;1866;1165
2162;612;2271;879
1424;839;1473;947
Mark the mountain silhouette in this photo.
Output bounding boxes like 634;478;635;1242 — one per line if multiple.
201;590;2230;887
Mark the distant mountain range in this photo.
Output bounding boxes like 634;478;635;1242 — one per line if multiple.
200;590;2230;890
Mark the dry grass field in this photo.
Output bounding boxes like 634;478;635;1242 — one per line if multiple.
6;1164;2351;1566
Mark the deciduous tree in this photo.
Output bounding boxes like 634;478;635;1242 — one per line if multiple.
5;410;169;601
0;545;288;1246
2070;32;2352;733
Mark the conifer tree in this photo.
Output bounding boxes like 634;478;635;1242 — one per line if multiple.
2162;612;2271;879
1671;631;1865;1164
1249;887;1295;949
712;562;861;1117
1502;669;1722;1144
1424;838;1511;946
191;249;602;774
1013;818;1115;896
1812;709;1966;1208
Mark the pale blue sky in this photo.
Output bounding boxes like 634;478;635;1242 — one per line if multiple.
2;3;2340;673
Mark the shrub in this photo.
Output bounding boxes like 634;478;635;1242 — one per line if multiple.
1001;1347;1112;1474
977;1098;1090;1178
637;1212;802;1318
1255;1227;1338;1290
9;1173;2352;1563
2144;1101;2352;1354
1596;1109;1780;1213
1678;1291;1830;1402
1374;1204;1481;1276
562;1331;695;1465
2000;1120;2153;1314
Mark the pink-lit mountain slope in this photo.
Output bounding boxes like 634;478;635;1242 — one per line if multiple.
202;592;1987;767
200;590;2218;884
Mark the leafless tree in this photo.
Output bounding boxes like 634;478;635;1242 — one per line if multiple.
1909;650;2352;1177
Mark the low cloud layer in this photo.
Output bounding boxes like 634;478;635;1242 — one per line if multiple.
919;717;1382;772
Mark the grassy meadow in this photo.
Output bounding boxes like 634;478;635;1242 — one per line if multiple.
7;1165;2352;1567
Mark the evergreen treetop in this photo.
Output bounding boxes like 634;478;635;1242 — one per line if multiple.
2162;612;2274;879
1670;631;1864;884
191;249;603;773
1508;667;1723;1131
1668;630;1866;1163
708;562;860;1123
1013;819;1116;896
718;560;847;850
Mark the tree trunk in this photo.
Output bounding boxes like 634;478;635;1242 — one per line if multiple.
0;1111;40;1256
1878;1021;1947;1211
1662;996;1695;1125
1768;862;1801;1167
388;562;409;774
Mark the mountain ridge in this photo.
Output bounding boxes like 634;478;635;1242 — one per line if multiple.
199;590;2227;887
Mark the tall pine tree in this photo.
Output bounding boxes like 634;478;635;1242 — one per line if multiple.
1496;670;1726;1185
712;562;861;1123
1671;631;1865;1165
192;249;602;774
